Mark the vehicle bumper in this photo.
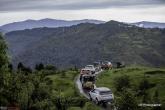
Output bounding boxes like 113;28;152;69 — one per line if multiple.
100;99;113;102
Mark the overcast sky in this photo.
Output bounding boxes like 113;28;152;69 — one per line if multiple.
0;0;165;25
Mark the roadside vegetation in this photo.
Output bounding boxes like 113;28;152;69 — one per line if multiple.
0;33;100;110
1;30;165;110
96;66;165;110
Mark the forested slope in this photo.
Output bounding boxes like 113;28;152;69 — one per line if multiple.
5;21;165;68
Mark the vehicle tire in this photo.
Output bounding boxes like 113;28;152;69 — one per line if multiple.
82;84;84;88
89;94;92;101
95;98;100;105
80;76;82;81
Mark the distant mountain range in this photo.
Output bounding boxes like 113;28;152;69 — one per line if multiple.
5;20;165;68
131;21;165;28
1;19;165;33
0;18;105;33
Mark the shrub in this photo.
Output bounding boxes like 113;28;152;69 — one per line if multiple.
83;102;100;110
116;90;138;110
114;75;130;92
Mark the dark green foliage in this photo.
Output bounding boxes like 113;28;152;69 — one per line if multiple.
5;71;55;110
96;67;165;107
1;33;100;110
142;91;151;103
138;78;156;96
17;62;32;74
153;89;160;104
1;61;96;110
161;101;165;110
0;33;10;106
53;96;69;110
17;62;24;70
45;64;57;71
5;21;165;68
116;90;138;110
145;70;165;75
139;78;150;91
83;102;100;110
114;75;130;91
8;63;13;72
0;33;8;67
35;63;44;71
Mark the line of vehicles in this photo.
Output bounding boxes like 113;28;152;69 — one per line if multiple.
79;61;114;104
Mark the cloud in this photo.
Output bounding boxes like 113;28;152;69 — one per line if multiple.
0;5;165;26
0;0;165;25
0;0;165;12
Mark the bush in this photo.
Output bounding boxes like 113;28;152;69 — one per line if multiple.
161;100;165;110
83;102;100;110
114;75;130;92
116;90;138;110
67;107;82;110
138;78;156;96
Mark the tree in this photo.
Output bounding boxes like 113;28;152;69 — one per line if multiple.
0;33;9;67
17;62;32;74
35;63;44;71
114;75;130;92
8;63;13;72
116;90;138;110
0;33;11;106
17;62;24;71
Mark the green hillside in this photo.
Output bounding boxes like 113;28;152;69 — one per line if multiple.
1;33;100;110
5;21;165;68
1;33;165;110
96;66;165;103
46;69;100;110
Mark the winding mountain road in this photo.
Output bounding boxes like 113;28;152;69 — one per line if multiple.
75;70;113;110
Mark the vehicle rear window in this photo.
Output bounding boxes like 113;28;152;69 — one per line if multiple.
83;77;95;81
86;66;92;68
99;91;112;95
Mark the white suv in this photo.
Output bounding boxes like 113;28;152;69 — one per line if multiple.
85;65;95;74
89;87;114;104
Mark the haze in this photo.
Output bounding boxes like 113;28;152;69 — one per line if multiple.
0;0;165;25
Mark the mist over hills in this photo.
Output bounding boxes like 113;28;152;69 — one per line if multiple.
132;21;165;28
4;20;165;68
1;19;165;34
0;18;105;33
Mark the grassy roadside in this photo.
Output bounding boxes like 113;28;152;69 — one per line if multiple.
47;70;101;110
96;66;165;102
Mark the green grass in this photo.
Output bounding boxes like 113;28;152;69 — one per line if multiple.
47;70;79;97
46;70;101;110
96;66;165;102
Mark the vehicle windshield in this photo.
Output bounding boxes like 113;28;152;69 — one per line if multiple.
99;90;112;95
81;70;90;74
83;77;95;82
94;63;100;66
86;66;93;68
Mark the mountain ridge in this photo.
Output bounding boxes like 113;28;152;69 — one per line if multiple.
0;18;105;33
1;19;165;33
5;20;165;68
131;21;165;28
